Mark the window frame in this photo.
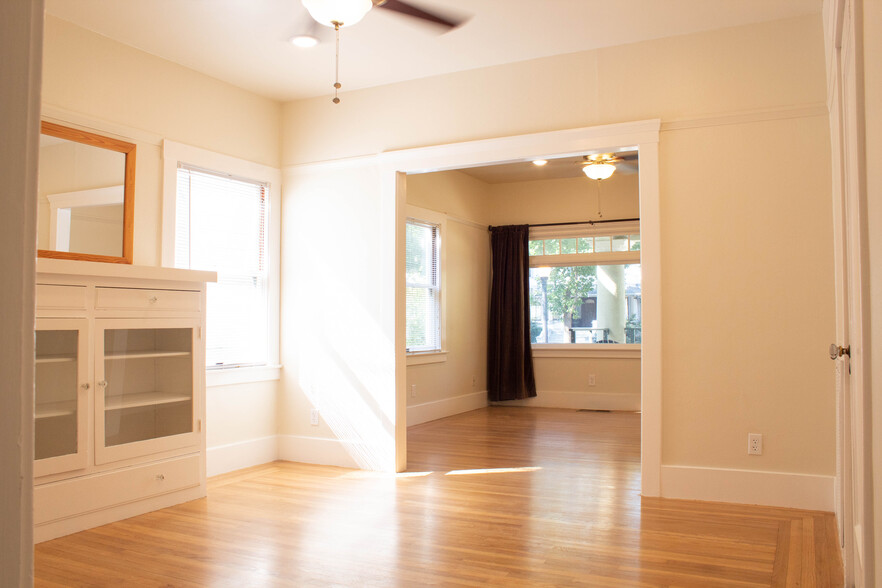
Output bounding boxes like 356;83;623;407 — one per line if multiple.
161;140;281;386
405;205;447;364
529;221;641;358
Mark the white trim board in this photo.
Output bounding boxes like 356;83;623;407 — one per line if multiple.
491;390;640;412
407;391;488;427
206;436;279;478
277;435;361;470
661;465;835;512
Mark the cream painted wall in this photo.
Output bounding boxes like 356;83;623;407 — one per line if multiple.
485;173;639;226
279;162;396;470
862;0;882;580
405;171;490;410
280;14;836;478
40;17;281;462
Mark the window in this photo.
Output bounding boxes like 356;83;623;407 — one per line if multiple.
163;141;281;385
528;222;641;347
406;219;441;352
405;206;446;357
175;165;269;367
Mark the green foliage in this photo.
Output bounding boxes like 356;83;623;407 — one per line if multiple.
545;266;596;320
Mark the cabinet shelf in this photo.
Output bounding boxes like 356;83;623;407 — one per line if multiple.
105;351;191;361
35;400;77;419
35;354;77;365
104;391;191;411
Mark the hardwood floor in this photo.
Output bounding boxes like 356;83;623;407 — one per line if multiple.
34;407;843;587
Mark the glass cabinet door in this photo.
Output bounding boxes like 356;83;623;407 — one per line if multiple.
35;319;89;477
96;321;199;464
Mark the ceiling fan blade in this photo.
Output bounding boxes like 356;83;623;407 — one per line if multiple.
373;0;466;30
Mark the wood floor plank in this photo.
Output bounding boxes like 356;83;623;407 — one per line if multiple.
35;407;843;586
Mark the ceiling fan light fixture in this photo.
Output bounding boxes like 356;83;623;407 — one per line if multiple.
583;163;616;180
532;159;548;166
302;0;373;27
290;34;320;48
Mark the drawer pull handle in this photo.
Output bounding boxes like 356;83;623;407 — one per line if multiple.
155;474;165;481
149;296;159;304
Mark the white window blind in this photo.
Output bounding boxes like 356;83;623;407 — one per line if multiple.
175;164;268;368
405;219;441;352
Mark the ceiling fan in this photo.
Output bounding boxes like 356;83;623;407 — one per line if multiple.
298;0;468;103
302;0;466;30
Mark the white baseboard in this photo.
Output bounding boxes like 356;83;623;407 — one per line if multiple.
491;390;640;412
407;390;488;426
207;436;279;477
660;465;835;512
277;434;362;470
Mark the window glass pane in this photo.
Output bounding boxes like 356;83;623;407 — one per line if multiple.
176;167;268;367
544;239;560;255
594;236;611;252
406;222;436;286
612;235;629;252
528;240;544;256
406;220;440;351
529;264;641;345
578;237;593;253
629;234;641;251
560;238;577;254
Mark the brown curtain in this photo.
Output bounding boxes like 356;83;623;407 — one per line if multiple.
487;225;537;401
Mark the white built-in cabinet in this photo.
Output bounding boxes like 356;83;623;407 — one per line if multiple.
33;259;215;543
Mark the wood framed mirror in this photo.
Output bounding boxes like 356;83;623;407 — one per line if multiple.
38;121;136;264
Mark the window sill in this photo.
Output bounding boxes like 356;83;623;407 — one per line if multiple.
531;344;641;359
406;351;448;366
206;364;282;387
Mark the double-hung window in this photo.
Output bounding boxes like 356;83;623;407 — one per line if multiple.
405;206;446;354
528;221;641;347
175;165;268;367
163;140;281;382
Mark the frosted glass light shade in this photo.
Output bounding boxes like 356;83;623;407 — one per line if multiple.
302;0;373;27
583;163;616;180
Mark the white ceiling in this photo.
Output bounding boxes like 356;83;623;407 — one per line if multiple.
45;0;821;102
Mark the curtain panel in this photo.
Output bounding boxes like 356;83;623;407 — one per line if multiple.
487;225;537;401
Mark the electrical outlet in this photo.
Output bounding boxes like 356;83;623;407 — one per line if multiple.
310;408;320;426
748;433;762;455
588;374;596;387
410;384;416;398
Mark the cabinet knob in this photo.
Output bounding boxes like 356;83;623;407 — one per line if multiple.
97;380;107;388
149;296;159;304
81;383;90;390
155;474;165;481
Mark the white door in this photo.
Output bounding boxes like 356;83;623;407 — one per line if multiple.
829;0;872;585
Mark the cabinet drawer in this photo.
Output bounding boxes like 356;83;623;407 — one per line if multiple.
95;287;200;313
34;454;201;525
36;284;87;310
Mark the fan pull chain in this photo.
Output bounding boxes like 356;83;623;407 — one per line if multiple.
595;179;603;218
332;21;342;104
